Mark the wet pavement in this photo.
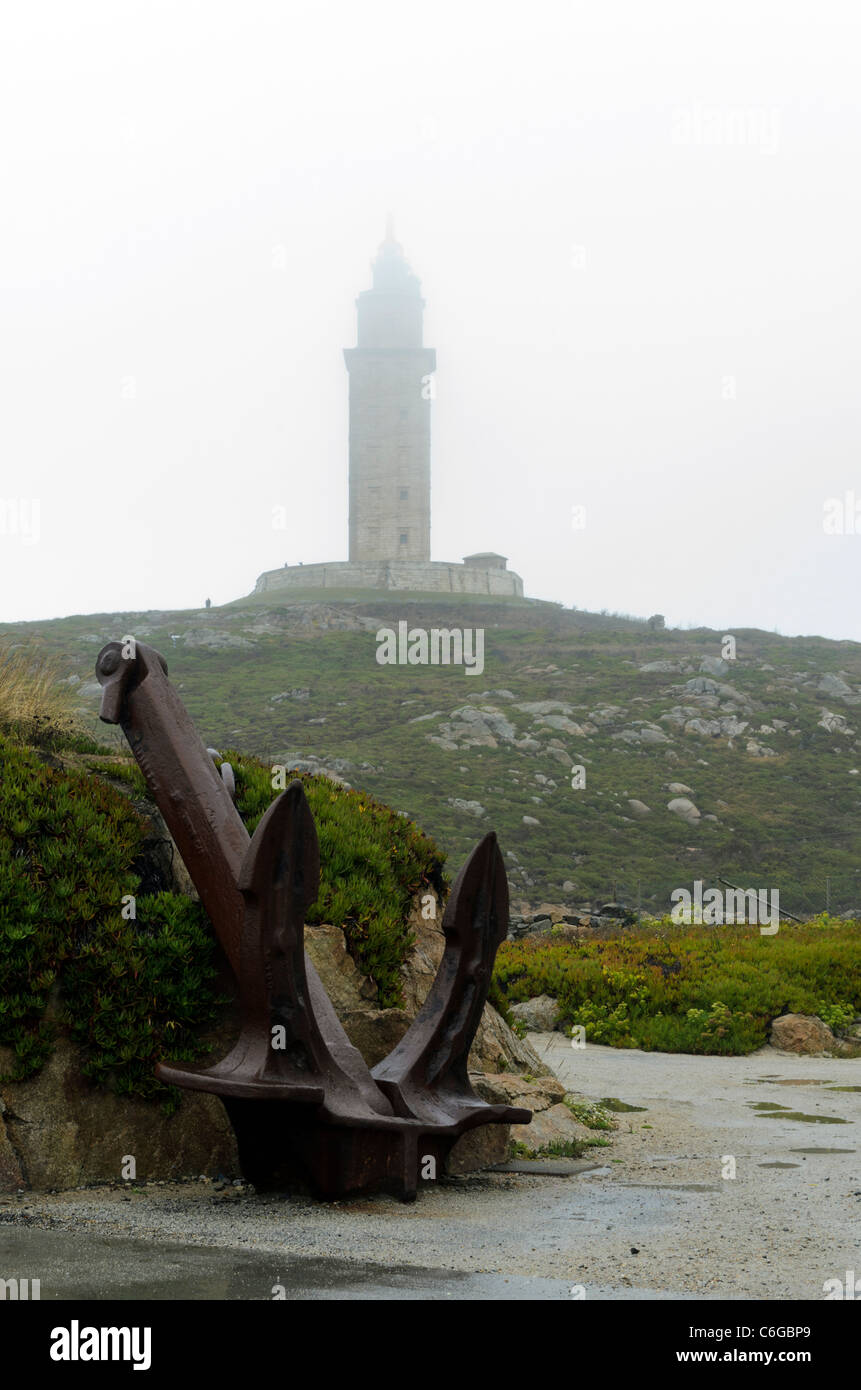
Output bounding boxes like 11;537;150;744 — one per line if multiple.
0;1221;722;1300
1;1040;858;1301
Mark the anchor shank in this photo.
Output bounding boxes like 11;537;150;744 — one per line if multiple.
97;641;248;970
95;640;391;1115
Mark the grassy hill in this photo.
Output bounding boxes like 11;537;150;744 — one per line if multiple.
3;592;861;916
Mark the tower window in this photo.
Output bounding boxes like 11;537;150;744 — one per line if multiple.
399;532;408;546
399;488;408;500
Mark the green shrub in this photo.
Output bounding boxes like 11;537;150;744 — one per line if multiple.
62;894;225;1111
0;734;448;1102
509;1137;588;1160
0;736;222;1100
493;921;861;1055
815;1000;856;1033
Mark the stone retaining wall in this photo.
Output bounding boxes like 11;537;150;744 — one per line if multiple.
254;559;525;598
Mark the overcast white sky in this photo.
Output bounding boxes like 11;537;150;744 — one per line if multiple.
1;0;860;639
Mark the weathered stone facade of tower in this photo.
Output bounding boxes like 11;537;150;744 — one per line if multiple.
343;229;436;562
252;227;525;600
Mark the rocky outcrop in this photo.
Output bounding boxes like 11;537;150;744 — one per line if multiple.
818;673;853;697
700;656;729;677
181;629;255;650
611;724;670;746
446;797;486;818
277;755;355;787
0;1005;240;1191
745;739;778;758
473;1074;597;1154
430;705;518;750
510;995;562;1032
769;1014;838;1055
818;709;853;735
303;899;549;1080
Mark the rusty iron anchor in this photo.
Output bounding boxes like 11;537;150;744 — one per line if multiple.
96;639;530;1199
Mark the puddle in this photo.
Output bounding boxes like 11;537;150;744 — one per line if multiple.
600;1098;648;1113
746;1100;847;1122
755;1111;848;1124
789;1147;855;1154
758;1162;801;1169
772;1079;831;1087
750;1078;830;1086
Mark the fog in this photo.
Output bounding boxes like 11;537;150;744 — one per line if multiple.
1;0;859;638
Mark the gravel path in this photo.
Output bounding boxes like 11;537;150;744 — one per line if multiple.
535;1034;861;1298
1;1039;857;1299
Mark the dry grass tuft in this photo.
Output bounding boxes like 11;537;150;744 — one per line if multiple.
0;642;85;746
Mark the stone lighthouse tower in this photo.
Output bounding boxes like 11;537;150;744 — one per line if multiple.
343;223;436;562
251;229;524;600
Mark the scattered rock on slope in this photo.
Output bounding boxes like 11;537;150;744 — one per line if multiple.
818;673;853;697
